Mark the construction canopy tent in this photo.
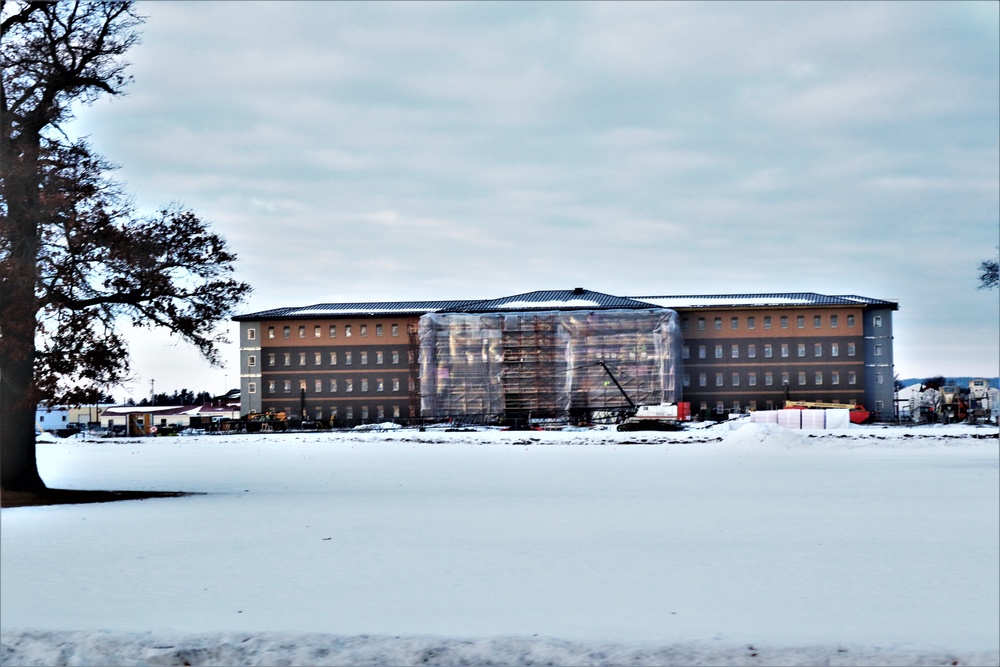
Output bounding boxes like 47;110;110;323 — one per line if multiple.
418;308;683;423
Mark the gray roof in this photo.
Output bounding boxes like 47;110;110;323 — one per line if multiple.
632;293;899;310
233;300;471;321
444;288;656;313
235;290;897;320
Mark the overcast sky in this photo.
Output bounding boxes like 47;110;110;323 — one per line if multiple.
66;1;998;401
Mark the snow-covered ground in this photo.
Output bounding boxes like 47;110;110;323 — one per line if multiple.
2;422;998;666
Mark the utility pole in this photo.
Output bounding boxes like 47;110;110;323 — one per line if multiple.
150;379;155;405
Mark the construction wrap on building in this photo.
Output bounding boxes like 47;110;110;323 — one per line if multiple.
418;309;683;420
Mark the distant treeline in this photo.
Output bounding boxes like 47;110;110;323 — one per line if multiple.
123;389;216;407
898;377;999;389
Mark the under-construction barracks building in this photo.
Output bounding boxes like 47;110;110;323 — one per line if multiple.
234;289;897;425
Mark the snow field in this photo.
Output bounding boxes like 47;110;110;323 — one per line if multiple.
2;423;998;666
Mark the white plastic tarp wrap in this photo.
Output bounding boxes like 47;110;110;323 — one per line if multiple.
419;309;683;419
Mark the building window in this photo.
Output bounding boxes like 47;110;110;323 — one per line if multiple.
748;372;757;386
268;326;275;339
345;379;353;392
731;344;739;359
798;371;806;385
376;351;384;364
392;351;400;365
698;345;706;359
765;372;773;386
329;325;337;338
764;316;771;329
683;346;690;360
715;401;725;414
331;406;338;421
714;317;722;331
345;351;352;365
314;379;322;393
376;378;384;392
847;343;856;357
283;380;291;393
764;344;772;358
376;324;383;337
847;314;855;327
699;373;707;387
345;325;352;337
313;352;321;366
731;317;739;330
814;315;822;328
346;406;353;420
781;344;789;358
392;378;400;392
299;380;307;392
683;374;691;387
832;371;840;385
681;318;689;331
298;326;305;338
360;351;368;365
781;372;790;385
248;355;257;367
814;343;822;357
876;372;884;385
797;315;805;329
247;328;256;341
848;371;857;385
831;343;839;357
732;401;741;413
391;324;399;336
377;405;385;420
283;326;290;338
248;382;257;394
697;318;706;331
830;314;838;328
715;373;724;387
797;343;806;357
748;344;756;358
361;406;369;420
815;371;823;385
731;372;740;387
748;316;755;329
330;351;337;365
873;315;882;328
315;407;323;421
268;381;275;394
360;324;368;337
715;345;723;359
780;315;788;329
330;379;337;392
283;353;291;366
361;378;369;392
749;400;757;411
393;405;401;418
312;325;320;338
299;352;306;366
874;344;882;356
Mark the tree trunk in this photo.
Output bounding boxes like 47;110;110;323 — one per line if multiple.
0;355;44;491
0;132;45;491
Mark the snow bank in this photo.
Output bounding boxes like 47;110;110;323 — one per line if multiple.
3;631;997;666
3;427;997;666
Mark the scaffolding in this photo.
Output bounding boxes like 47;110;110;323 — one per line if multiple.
419;309;682;423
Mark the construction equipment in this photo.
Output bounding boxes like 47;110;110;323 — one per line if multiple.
592;360;691;431
783;400;872;424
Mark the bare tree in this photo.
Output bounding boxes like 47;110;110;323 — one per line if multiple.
1;1;251;491
979;257;998;290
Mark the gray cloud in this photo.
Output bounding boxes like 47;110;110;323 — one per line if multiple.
68;1;998;396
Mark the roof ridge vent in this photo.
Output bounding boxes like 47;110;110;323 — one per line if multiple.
572;287;585;295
